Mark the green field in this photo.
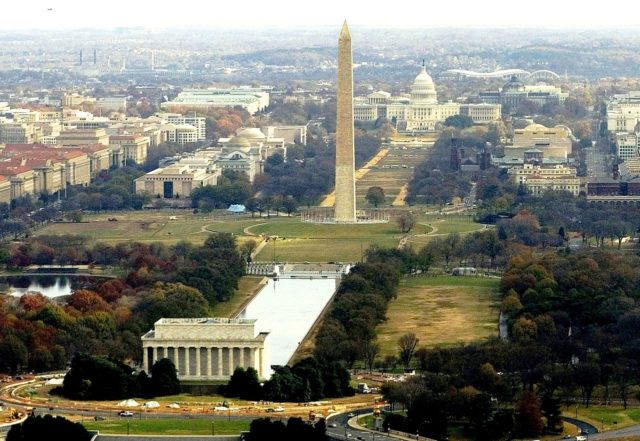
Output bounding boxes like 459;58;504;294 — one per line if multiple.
355;145;432;206
36;211;263;245
575;406;640;431
83;418;251;435
35;209;487;263
377;276;500;356
212;276;266;318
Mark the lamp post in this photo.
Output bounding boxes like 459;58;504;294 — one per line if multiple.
211;420;215;436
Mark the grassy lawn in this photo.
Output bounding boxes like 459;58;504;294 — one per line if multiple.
377;276;500;356
35;211;267;245
574;405;640;431
83;418;251;435
212;276;266;318
35;208;487;264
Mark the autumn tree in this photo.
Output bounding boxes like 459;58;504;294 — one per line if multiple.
515;391;544;438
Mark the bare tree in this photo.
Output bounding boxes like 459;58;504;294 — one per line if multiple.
362;341;380;372
398;332;419;370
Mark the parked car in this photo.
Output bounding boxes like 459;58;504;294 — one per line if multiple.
118;411;133;417
94;416;105;421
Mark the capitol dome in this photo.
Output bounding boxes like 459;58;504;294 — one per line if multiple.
226;136;252;153
410;65;438;104
236;127;266;140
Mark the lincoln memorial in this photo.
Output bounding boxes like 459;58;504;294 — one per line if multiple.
141;318;271;381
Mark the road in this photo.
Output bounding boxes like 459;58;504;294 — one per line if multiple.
584;146;610;181
327;408;386;441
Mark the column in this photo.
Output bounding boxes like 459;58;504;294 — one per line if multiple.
152;347;158;368
228;347;234;375
143;346;149;373
258;348;263;378
195;347;201;377
178;347;184;376
206;347;212;377
217;348;223;376
238;347;245;369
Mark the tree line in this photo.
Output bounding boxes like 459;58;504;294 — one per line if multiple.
0;233;245;375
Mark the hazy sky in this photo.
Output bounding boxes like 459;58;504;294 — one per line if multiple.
6;0;640;30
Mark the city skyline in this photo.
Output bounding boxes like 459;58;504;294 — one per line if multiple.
6;0;640;30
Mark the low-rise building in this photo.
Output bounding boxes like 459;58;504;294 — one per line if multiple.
109;134;149;165
134;164;219;198
161;87;270;115
0;176;11;204
57;129;110;146
141;318;271;381
508;163;580;195
615;132;639;160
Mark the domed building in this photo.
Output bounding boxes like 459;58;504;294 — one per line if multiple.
405;64;461;132
410;66;438;104
225;135;252;153
478;76;567;111
352;64;502;133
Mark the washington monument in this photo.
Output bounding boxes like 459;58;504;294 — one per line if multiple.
334;21;356;222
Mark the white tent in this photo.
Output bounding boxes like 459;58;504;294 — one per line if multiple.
143;401;160;408
116;399;140;407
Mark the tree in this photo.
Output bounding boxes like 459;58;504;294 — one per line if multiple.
397;213;416;234
398;333;419;370
515;390;544;438
8;415;91;441
0;335;28;375
366;186;386;208
574;362;601;407
149;358;181;397
65;211;83;223
362;341;380;372
444;115;474;129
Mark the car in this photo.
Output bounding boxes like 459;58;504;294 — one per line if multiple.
118;411;133;417
329;423;337;428
347;412;355;418
94;416;105;421
273;406;284;412
357;437;365;441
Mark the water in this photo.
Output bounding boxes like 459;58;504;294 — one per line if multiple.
3;275;73;298
237;277;337;366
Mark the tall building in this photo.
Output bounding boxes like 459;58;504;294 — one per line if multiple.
334;21;356;223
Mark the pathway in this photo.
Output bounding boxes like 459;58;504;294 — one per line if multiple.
392;184;408;206
320;149;390;207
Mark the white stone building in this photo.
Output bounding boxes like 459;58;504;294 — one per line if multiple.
607;91;640;133
141;318;271;381
353;66;500;131
508;163;581;196
161;87;270;115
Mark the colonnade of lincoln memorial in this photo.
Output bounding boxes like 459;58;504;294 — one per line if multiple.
141;318;270;381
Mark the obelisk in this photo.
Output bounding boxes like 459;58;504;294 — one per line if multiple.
334;20;356;223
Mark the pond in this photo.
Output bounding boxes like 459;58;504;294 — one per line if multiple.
0;275;102;298
236;277;337;366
